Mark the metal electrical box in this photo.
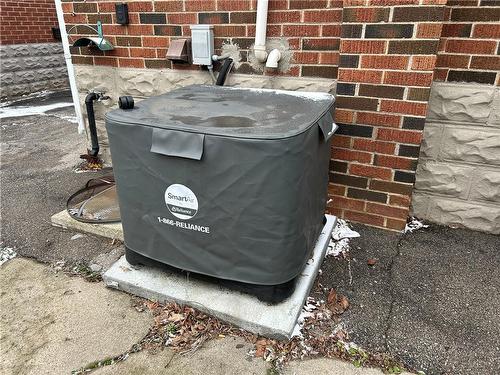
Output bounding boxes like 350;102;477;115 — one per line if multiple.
190;24;214;65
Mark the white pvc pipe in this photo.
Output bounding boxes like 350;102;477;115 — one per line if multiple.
54;0;85;134
265;49;281;68
254;0;268;62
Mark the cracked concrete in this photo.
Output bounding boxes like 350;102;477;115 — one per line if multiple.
0;258;152;375
319;224;500;375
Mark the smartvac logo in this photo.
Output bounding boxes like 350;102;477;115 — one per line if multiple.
165;184;199;220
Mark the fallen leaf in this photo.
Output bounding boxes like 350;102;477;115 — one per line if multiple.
327;289;337;304
168;313;184;322
367;258;377;266
339;295;349;311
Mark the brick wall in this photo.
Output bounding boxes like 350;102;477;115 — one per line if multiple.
434;0;500;85
65;0;343;73
0;0;59;45
329;1;446;230
62;0;499;231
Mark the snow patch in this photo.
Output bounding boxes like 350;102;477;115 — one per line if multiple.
405;217;429;233
223;86;333;102
0;102;73;119
327;219;360;257
291;297;321;338
0;247;17;266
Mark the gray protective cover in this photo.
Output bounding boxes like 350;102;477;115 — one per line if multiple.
105;85;335;285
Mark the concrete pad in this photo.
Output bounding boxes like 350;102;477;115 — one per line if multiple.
51;209;123;241
103;215;336;340
0;258;151;375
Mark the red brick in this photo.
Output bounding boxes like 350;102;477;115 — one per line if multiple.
366;202;409;219
446;39;496;54
130;48;157;58
293;51;319;64
342;7;389;23
154;1;183;11
384;71;433;87
377;128;422;145
185;0;216;11
350;164;393;180
338;69;383;84
322;25;341;37
102;25;127;35
61;3;72;12
118;58;145;68
360;55;408;70
375;155;416;170
416;23;442;38
332;148;372;163
380;100;428;116
435;54;470;69
352;139;396;154
213;25;246;36
268;0;288;10
106;48;130;57
385;218;406;230
331;196;366;211
369;0;418;4
340;40;386;54
344;210;385;227
283;25;320;37
290;0;328;8
143;36;169;47
470;56;500;71
247;24;281;37
127;25;154;35
433;68;448;81
319;52;339;65
472;24;500;39
303;38;340;51
335;109;355;124
411;56;437;71
128;1;153;12
268;11;301;23
441;23;471;37
303;9;342;23
332;135;351;148
370;179;413;195
389;194;411;207
168;13;197;24
94;56;118;67
217;0;251;10
328;183;346;197
357;112;401;128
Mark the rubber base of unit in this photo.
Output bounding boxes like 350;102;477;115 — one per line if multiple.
125;247;296;304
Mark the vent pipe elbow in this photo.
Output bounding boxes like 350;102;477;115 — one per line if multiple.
265;49;281;69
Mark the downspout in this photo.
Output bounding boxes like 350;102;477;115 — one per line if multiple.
253;0;282;68
54;0;85;134
254;0;269;63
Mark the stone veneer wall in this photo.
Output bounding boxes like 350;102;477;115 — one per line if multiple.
0;43;69;100
73;64;336;164
412;82;500;234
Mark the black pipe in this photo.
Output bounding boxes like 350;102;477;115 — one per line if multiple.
216;58;233;86
85;92;99;157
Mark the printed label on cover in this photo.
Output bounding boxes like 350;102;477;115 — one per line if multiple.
165;184;198;220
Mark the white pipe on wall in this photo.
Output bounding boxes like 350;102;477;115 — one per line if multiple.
54;0;85;134
254;0;269;62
